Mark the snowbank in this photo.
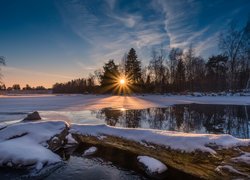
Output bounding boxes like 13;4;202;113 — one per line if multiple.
137;156;167;174
0;121;67;171
70;124;250;153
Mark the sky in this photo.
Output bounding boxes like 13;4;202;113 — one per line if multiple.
0;0;249;88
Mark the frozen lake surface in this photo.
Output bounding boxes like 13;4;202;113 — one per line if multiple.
1;94;250;120
0;95;249;138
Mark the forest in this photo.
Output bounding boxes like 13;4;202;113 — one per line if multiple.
53;20;250;94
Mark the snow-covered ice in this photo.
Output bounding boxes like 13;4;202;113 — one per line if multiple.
137;156;167;174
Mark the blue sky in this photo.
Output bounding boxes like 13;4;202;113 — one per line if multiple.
0;0;249;87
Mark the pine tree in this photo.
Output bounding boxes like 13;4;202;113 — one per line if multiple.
175;59;185;92
125;48;142;85
100;59;120;93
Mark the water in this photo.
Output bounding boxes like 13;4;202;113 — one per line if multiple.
44;144;196;180
40;104;250;139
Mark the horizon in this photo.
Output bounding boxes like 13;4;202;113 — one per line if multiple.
1;0;250;88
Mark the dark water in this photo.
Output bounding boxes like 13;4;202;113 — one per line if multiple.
44;144;197;180
93;104;250;139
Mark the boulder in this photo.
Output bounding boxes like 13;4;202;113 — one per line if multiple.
23;111;41;121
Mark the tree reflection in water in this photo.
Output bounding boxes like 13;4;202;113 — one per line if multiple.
94;104;250;139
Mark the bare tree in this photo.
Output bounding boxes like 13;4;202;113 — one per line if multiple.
168;48;183;84
219;20;250;90
184;45;196;91
148;47;167;93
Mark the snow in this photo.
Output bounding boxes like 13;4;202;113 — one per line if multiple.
0;138;61;170
0;121;67;170
70;124;250;153
215;165;249;177
231;152;250;165
83;146;97;156
137;156;167;174
66;133;78;144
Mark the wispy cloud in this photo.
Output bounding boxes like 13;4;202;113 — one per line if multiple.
151;0;247;57
56;0;167;65
152;0;204;49
56;0;248;65
105;0;116;10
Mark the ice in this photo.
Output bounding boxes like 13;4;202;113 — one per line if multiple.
137;156;167;174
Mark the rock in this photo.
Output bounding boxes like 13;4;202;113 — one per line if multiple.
23;111;41;121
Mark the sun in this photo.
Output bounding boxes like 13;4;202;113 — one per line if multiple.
111;76;132;95
119;79;125;85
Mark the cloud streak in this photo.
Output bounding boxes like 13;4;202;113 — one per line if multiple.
56;0;249;66
56;0;167;65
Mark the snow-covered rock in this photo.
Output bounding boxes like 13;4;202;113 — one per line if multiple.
137;156;167;174
0;121;68;171
83;146;97;156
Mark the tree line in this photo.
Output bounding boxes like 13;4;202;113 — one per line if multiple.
52;20;250;94
0;84;47;91
1;20;249;94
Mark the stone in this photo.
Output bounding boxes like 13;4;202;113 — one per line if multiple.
23;111;41;121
